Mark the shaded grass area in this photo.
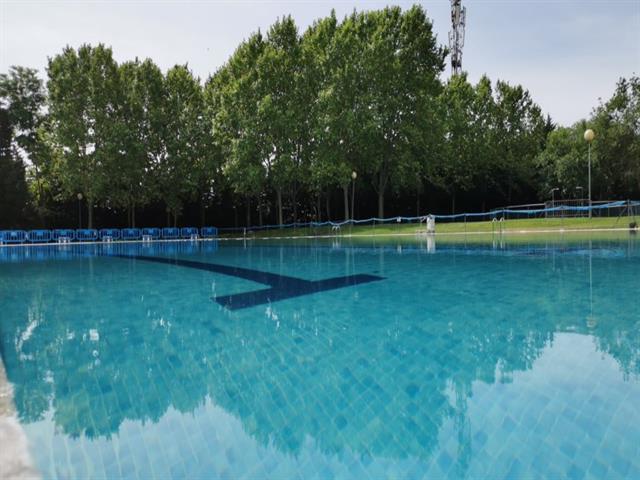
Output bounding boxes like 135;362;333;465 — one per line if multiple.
221;215;638;239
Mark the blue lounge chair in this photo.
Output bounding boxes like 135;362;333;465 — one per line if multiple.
181;227;199;239
162;227;180;240
142;228;161;241
2;230;28;244
121;228;141;241
76;229;98;242
99;228;121;242
200;226;218;239
52;229;76;243
27;230;52;243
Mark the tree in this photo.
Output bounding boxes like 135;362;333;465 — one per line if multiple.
160;65;207;226
312;11;368;221
358;6;445;217
591;76;640;199
206;32;268;226
257;15;308;225
0;66;46;222
47;44;120;228
433;74;478;213
493;81;546;203
302;12;341;220
108;58;165;226
535;76;639;202
0;108;30;227
535;124;588;198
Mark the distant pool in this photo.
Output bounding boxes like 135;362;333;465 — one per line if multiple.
1;235;639;479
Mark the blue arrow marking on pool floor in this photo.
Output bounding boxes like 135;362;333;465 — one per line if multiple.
114;255;384;310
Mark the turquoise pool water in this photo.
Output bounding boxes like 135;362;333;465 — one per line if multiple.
0;236;639;479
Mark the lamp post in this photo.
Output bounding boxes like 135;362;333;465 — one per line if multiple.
584;129;595;218
576;186;584;207
351;171;357;221
550;188;559;207
77;193;83;229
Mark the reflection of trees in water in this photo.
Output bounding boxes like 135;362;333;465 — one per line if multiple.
0;245;637;470
591;312;640;379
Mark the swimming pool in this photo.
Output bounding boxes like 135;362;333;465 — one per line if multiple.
1;235;639;479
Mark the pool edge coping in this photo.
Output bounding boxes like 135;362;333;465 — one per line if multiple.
0;357;40;480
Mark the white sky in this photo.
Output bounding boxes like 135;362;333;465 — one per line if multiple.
1;0;639;126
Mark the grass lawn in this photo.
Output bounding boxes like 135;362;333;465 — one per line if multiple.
220;215;638;239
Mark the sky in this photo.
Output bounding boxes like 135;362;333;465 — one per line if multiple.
1;0;639;126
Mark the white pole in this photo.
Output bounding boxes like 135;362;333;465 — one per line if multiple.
588;142;592;219
584;129;594;219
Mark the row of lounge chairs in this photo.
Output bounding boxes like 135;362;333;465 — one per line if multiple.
0;227;218;244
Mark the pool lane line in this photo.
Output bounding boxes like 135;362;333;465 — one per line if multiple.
112;255;385;310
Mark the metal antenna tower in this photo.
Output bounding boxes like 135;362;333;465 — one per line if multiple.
449;0;466;76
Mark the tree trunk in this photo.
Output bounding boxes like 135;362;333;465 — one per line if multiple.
326;194;331;221
258;207;263;226
316;194;321;222
166;210;170;227
416;195;420;217
132;206;135;228
451;192;456;215
173;211;178;228
276;188;283;226
245;196;251;227
293;193;298;224
378;192;384;219
87;199;94;229
342;185;349;221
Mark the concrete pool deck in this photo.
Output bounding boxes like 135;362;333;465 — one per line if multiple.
0;358;39;479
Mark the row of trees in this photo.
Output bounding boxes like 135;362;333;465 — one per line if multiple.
1;6;639;229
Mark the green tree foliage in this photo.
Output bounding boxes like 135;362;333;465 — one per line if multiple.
0;66;45;221
257;16;307;225
0;66;46;157
0;108;30;227
107;59;166;226
361;6;445;218
47;44;120;228
206;33;268;226
434;74;478;213
591;77;640;198
161;65;209;226
535;77;639;201
493;81;547;203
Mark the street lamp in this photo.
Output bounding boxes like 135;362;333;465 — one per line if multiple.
576;186;584;207
77;193;83;229
550;187;559;207
351;171;357;221
584;128;595;218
